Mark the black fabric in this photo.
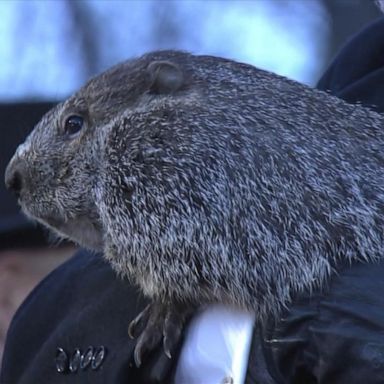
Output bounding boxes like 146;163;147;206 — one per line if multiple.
3;17;384;384
0;249;181;384
256;261;384;384
317;17;384;112
0;102;56;249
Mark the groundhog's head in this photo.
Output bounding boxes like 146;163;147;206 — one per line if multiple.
4;51;192;250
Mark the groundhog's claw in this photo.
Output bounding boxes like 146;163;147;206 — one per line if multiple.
128;304;151;339
162;308;185;358
133;316;163;367
129;302;191;367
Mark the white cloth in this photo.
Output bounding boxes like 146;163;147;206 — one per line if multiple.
174;305;255;384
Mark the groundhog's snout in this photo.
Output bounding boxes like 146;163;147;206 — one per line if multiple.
4;156;27;198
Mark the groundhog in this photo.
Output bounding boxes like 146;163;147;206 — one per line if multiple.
5;50;384;366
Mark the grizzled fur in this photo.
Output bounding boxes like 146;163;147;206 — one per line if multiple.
6;50;384;323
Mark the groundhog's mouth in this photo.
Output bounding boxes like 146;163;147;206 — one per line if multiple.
20;201;104;251
43;215;104;251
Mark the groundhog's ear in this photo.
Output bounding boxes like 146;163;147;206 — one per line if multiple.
147;61;184;94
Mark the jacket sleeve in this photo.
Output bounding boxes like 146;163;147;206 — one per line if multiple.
256;261;384;384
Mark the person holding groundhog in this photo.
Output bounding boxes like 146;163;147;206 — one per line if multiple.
3;15;384;384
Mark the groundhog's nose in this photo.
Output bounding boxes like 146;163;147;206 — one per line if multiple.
5;158;26;198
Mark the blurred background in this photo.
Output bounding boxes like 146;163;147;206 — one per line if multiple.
1;0;383;100
0;0;382;364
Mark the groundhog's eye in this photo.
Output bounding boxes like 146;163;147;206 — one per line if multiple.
64;115;84;137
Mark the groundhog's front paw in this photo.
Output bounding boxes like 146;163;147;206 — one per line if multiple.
128;301;193;367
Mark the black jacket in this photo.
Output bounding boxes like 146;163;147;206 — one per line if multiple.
2;18;384;384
